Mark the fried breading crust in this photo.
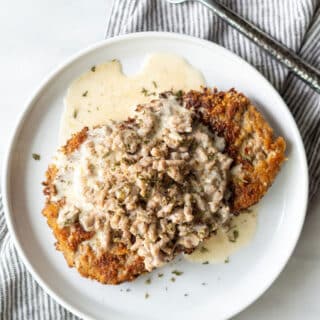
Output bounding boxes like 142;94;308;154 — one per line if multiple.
42;128;146;284
184;88;286;211
42;88;286;284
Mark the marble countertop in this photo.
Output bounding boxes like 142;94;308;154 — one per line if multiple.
1;0;319;319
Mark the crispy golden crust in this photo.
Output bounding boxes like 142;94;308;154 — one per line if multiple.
184;88;286;211
61;126;88;154
42;200;145;284
42;128;146;284
42;88;286;284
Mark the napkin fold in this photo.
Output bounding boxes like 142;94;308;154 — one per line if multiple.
1;1;319;319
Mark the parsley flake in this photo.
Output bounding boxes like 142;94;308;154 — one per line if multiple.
82;90;88;97
32;153;40;161
174;90;183;99
234;230;239;239
141;87;156;97
141;87;148;96
171;270;183;276
200;247;209;253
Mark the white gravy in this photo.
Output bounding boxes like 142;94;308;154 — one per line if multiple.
59;53;258;264
185;207;257;264
59;53;205;144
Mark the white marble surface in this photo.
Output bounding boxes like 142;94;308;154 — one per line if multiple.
0;0;319;319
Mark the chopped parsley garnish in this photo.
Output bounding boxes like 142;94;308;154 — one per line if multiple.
171;270;183;276
145;292;149;299
229;230;239;243
224;257;230;263
62;217;74;226
202;261;209;265
73;109;78;118
145;278;151;284
170;277;176;282
174;90;183;99
141;87;149;96
32;153;40;161
200;246;209;253
82;90;88;97
152;80;158;88
158;273;164;278
91;66;96;72
141;87;156;97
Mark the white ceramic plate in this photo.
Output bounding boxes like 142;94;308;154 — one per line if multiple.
2;32;308;320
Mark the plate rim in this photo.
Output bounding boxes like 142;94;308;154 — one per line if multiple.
1;31;309;320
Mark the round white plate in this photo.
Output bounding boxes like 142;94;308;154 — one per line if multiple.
2;32;308;320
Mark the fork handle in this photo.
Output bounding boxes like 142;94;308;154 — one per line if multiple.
199;0;320;94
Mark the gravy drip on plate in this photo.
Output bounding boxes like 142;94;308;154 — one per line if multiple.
59;53;205;144
185;207;257;264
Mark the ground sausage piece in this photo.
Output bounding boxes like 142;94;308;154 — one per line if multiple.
50;94;233;271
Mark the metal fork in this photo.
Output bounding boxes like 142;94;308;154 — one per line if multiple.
167;0;320;94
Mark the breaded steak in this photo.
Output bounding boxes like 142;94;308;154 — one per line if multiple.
184;88;286;211
43;131;146;284
42;89;286;284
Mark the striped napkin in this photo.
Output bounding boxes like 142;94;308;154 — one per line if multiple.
1;1;319;319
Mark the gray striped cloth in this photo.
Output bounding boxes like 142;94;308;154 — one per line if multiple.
1;0;320;319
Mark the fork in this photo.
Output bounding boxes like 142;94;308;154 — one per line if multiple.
167;0;320;94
